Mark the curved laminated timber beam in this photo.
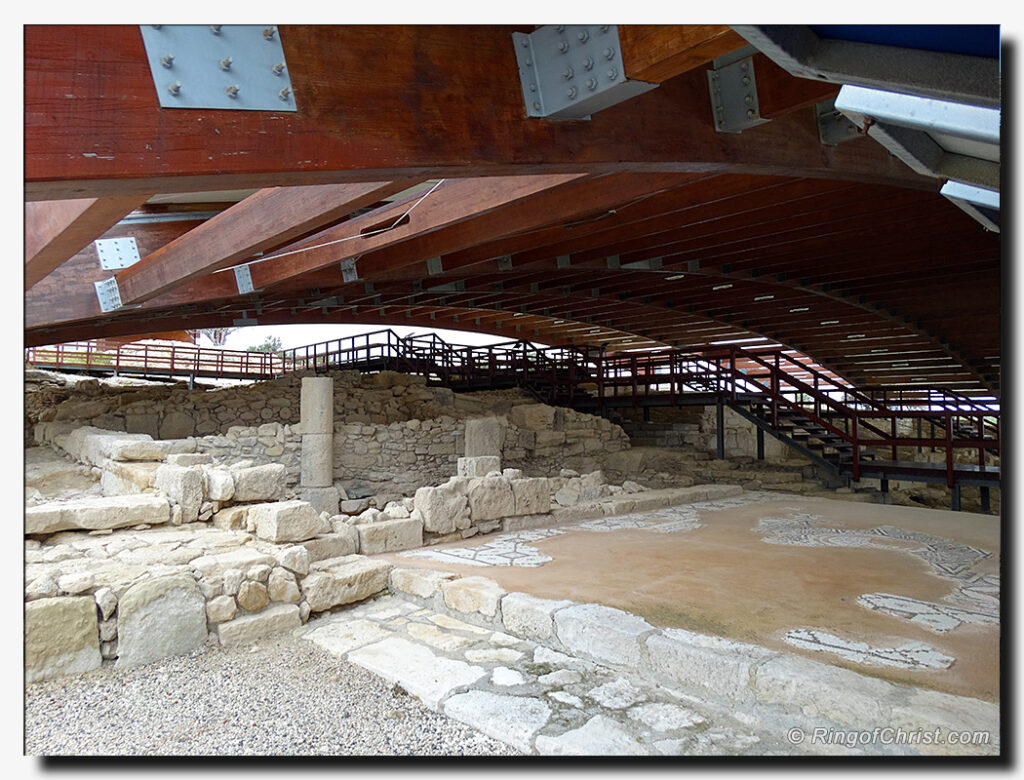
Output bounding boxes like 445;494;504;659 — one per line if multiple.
24;24;1000;400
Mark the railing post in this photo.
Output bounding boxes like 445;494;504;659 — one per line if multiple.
945;412;954;488
851;411;860;483
716;397;725;459
890;414;897;461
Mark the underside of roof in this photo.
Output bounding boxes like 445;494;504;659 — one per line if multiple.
24;24;1001;397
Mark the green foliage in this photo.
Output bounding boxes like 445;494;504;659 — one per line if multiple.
246;335;282;353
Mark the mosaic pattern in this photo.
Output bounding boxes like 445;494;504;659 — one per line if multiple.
400;529;565;568
757;511;1000;629
784;628;955;670
857;593;999;634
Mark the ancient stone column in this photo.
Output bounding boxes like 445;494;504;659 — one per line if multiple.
300;377;334;488
459;416;504;476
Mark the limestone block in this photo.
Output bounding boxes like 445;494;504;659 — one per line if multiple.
231;463;286;502
414;485;470;535
217;603;301;648
191;548;277;580
165;452;210;467
301;555;393;612
464;417;504;458
752;654;895;725
579;470;606;501
296;486;340;516
158;412;195;440
100;461;160;496
26;494;171;535
57;572;94;595
154;464;203;524
457;456;501;478
553;604;654;668
205;595;237;624
467;477;515;522
25;597;102;682
300;377;335;434
301;433;334;487
300;529;359;562
211;505;247;531
511;478;550;516
94;587;117;621
356;517;423;554
275;545;310;576
267;568;301;603
246;564;272;582
443;691;551;754
249;501;324;543
644;628;778;705
340;498;371;515
124;414;160;439
388;568;459;599
509;403;556;431
204;469;235;502
237;581;270;612
222;569;243;596
535;715;649;756
441;576;506;618
116;573;207;668
383;503;411;520
553;481;582;507
501;592;573;641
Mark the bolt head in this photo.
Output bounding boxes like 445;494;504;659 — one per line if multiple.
563;66;574;80
746;108;756;118
262;27;276;40
582;56;594;70
160;54;174;68
586;78;598;90
558;40;570;53
210;25;222;35
167;81;181;95
607;67;618;81
603;48;615;60
578;30;589;42
567;86;577;99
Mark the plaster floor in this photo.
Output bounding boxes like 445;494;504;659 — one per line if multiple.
382;491;1000;703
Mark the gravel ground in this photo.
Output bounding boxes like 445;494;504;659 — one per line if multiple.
24;629;520;757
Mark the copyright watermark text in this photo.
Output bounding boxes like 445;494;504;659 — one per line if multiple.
786;726;991;748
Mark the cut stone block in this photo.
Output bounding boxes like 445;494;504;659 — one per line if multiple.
414;485;470;535
301;433;334;488
211;505;247;531
217;603;301;648
205;595;237;624
511;478;550;515
116;573;207;668
236;580;270;612
275;545;310;576
457;456;501;478
231;463;286;502
267;568;301;603
535;715;650;756
100;461;159;496
159;412;195;440
249;500;324;543
166;452;212;466
554;604;654;668
154;463;203;524
356;517;423;554
204;469;235;502
441;576;506;618
25;596;101;682
299;377;334;434
645;628;778;705
443;691;551;754
301;555;393;612
348;636;486;710
296;486;340;516
300;529;359;562
389;568;458;599
464;417;504;458
191;548;277;580
501;592;573;642
509;403;555;431
468;477;515;522
306;617;392;657
26;494;171;535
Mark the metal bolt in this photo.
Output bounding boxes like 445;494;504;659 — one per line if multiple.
278;87;291;101
555;25;565;32
532;101;541;110
529;82;536;92
167;81;181;96
744;94;754;105
582;56;594;70
262;27;276;40
160;54;174;68
521;39;529;47
225;84;240;99
558;40;570;53
210;25;222;35
578;30;589;43
741;75;751;86
717;119;724;127
740;61;749;71
272;62;286;75
746;108;756;118
586;77;598;91
567;86;577;99
563;66;574;80
600;25;609;33
603;47;615;60
711;72;719;81
607;67;617;80
219;57;232;71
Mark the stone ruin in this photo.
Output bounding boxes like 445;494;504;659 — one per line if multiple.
25;370;720;682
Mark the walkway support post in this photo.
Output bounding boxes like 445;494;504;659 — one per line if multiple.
756;425;764;461
716;398;725;460
300;376;335;488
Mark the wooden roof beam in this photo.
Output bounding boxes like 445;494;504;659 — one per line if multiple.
115;181;417;305
25;195;151;289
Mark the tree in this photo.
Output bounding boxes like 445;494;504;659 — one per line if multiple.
247;335;282;353
187;328;237;347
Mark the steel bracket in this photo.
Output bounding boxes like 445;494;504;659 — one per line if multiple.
815;99;862;146
512;25;658;120
95;237;141;271
234;264;255;294
139;25;297;112
94;277;123;312
340;258;359;282
707;55;770;134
